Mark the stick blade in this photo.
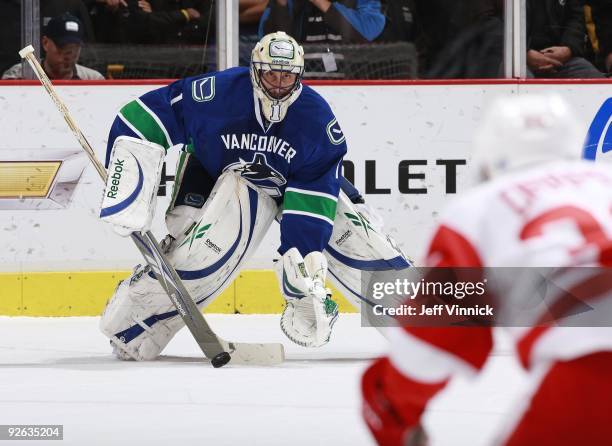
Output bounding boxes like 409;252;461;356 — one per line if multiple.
223;341;285;366
19;45;35;59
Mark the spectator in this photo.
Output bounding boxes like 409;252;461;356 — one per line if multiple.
0;0;20;74
41;0;96;41
0;0;96;74
89;0;131;44
527;0;603;78
90;0;212;45
2;14;104;80
240;0;268;39
259;0;385;44
584;0;612;76
375;0;416;42
128;0;214;45
411;0;503;78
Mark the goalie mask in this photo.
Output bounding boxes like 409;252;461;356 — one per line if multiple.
250;32;305;123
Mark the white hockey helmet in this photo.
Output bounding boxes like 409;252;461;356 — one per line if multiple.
250;31;305;123
472;94;584;181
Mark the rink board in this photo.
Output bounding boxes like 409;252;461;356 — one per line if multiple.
0;80;610;315
0;269;358;316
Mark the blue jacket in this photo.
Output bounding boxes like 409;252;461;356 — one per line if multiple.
259;0;385;43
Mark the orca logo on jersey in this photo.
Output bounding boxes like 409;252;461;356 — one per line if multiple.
224;153;287;197
326;118;345;145
192;76;215;102
583;97;612;162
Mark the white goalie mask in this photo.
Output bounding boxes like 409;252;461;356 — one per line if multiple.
473;94;584;181
250;32;305;123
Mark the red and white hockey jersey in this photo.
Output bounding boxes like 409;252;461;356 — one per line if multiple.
392;160;612;379
363;161;612;446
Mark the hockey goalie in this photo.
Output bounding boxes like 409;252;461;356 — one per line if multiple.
97;31;410;360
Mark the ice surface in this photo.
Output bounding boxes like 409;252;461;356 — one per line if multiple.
0;315;529;445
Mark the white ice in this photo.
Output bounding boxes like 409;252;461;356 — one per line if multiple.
0;315;529;446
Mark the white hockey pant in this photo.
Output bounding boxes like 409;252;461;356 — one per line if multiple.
99;171;278;360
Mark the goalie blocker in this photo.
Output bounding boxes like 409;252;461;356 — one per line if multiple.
100;136;165;235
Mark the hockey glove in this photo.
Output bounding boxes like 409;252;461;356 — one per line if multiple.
276;247;339;347
362;357;446;446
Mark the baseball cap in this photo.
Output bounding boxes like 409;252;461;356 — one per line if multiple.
43;13;84;47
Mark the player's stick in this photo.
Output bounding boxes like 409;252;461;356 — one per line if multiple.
19;45;284;367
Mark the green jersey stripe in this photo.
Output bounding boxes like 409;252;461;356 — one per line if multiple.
283;190;337;221
119;100;170;149
117;113;145;141
136;99;173;147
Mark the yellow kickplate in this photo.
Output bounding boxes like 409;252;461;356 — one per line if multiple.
0;273;22;315
2;269;357;316
22;271;131;316
235;270;285;314
0;161;61;198
203;283;235;314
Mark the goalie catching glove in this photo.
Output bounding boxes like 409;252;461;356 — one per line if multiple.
99;136;165;236
275;247;339;347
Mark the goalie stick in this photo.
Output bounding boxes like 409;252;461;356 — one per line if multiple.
19;45;284;367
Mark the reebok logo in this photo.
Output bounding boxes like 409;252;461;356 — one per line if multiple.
345;212;375;238
178;220;211;250
335;229;352;246
106;159;125;199
205;238;222;254
169;292;186;317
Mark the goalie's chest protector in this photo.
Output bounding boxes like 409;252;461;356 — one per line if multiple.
180;67;321;200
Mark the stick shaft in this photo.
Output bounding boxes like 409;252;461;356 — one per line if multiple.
22;51;108;181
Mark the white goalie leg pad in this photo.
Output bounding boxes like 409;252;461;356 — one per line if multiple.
100;171;278;360
100;136;165;236
275;248;339;348
325;191;413;312
100;267;181;360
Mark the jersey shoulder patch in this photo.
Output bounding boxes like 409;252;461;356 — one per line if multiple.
191;75;216;102
326;118;345;145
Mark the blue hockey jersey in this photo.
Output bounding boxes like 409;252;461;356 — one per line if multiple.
105;67;347;256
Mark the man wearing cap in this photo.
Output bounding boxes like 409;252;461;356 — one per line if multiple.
2;13;104;80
